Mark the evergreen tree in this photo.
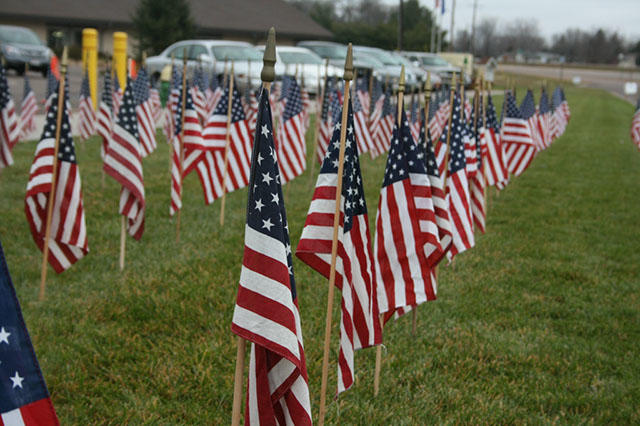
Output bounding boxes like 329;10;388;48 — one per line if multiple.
132;0;196;56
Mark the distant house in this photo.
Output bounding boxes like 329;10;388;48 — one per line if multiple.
0;0;332;55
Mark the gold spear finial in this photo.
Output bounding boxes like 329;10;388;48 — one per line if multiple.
343;43;354;81
60;46;69;75
398;65;405;93
261;27;276;83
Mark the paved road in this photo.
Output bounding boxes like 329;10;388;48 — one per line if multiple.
500;64;640;103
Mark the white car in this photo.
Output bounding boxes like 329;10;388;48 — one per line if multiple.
255;45;342;94
146;40;263;89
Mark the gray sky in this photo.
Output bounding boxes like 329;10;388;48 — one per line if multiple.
391;0;640;42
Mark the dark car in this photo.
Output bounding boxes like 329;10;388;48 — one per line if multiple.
0;25;51;76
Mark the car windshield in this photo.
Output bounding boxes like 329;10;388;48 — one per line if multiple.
421;56;450;66
354;53;384;69
211;46;262;61
0;27;42;45
305;44;347;60
279;51;323;65
357;48;402;66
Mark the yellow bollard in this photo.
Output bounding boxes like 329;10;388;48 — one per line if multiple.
113;32;128;91
82;28;98;110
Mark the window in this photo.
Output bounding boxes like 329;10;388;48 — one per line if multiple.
190;44;208;60
167;45;188;59
211;45;262;61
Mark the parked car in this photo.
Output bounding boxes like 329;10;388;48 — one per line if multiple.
146;40;263;89
0;25;51;76
254;45;342;94
296;41;379;79
390;51;442;88
352;45;421;90
401;51;470;87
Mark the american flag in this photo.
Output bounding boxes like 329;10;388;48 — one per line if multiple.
537;88;552;149
78;70;96;141
149;80;162;124
469;95;486;234
297;99;382;395
409;93;421;143
132;67;157;158
481;94;509;189
20;73;38;139
316;79;339;163
550;87;570;140
445;93;474;260
103;78;145;240
418;116;452;260
352;80;374;155
25;80;89;273
43;67;57;113
429;91;450;143
112;73;123;115
191;83;252;205
375;108;439;323
245;88;259;134
276;77;307;184
520;89;543;152
370;88;394;158
231;88;312;425
190;66;207;124
0;240;60;426
0;63;18;170
97;68;114;161
632;97;640;151
163;66;181;141
502;91;536;177
356;77;370;121
205;71;222;117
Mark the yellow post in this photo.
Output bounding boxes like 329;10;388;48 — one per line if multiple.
113;32;128;91
82;28;98;110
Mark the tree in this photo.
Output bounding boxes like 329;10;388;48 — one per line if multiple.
131;0;196;56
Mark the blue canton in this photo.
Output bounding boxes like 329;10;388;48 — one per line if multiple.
382;107;426;187
43;80;76;164
447;93;465;174
132;68;150;106
116;78;140;140
282;78;302;121
101;68;113;111
519;90;536;120
0;63;10;110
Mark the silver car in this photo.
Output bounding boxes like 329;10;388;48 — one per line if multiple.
296;41;381;80
146;40;263;89
255;45;342;94
400;51;468;86
0;25;51;76
352;45;421;90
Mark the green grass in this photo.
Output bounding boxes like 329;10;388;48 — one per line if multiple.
1;83;639;424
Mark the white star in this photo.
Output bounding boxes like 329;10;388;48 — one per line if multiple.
399;169;405;175
345;200;351;209
10;372;23;389
262;172;273;185
271;192;279;204
0;327;10;344
333;141;340;149
261;124;270;138
262;218;274;231
347;125;353;134
285;243;292;255
257;153;264;165
255;199;264;212
332;159;339;168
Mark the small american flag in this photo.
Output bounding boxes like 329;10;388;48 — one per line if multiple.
20;73;38;139
537;88;552;149
297;99;382;394
502;91;536;177
520;89;543;152
316;77;336;163
190;66;207;124
276;77;307;184
550;87;570;140
370;88;394;158
78;70;96;141
0;62;18;170
375;108;439;323
43;67;57;113
132;67;157;157
445;93;474;260
469;94;486;233
25;80;89;272
632;97;640;151
103;78;145;240
409;93;421;143
163;66;182;142
195;83;252;204
356;77;370;120
231;87;312;425
481;94;508;189
353;81;374;155
97;68;114;161
0;240;60;426
112;73;123;115
205;71;222;116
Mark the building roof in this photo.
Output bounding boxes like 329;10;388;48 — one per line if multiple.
0;0;332;40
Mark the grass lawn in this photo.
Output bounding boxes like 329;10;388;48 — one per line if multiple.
1;79;639;424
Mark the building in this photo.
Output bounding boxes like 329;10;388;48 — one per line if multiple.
0;0;332;56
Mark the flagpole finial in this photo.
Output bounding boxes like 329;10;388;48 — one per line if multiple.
424;72;431;94
398;65;405;93
60;46;68;75
343;43;353;81
261;27;277;83
450;72;456;91
142;51;147;67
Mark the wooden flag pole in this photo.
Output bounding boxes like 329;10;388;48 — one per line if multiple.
318;44;353;426
169;53;176;172
310;59;329;185
219;62;235;227
175;52;188;243
231;28;277;426
374;65;406;396
39;46;68;301
118;58;131;270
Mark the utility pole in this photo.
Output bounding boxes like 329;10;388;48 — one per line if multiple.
471;0;478;55
430;6;436;52
398;0;404;51
449;0;456;51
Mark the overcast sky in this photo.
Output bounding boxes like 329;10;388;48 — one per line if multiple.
390;0;640;42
